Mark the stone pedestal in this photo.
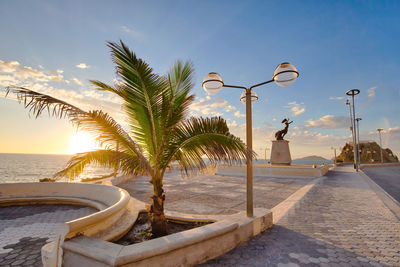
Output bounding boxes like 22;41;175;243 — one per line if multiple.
270;140;292;165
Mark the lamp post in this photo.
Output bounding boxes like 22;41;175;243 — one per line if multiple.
346;99;355;168
346;89;360;171
356;117;362;167
202;63;299;217
377;128;384;163
331;146;337;165
264;147;270;164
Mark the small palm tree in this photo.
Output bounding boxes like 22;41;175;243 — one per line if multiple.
5;41;250;235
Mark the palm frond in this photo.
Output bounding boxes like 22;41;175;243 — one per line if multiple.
96;41;169;163
158;61;195;165
5;85;152;174
164;117;251;175
55;149;147;179
5;86;85;119
80;110;151;173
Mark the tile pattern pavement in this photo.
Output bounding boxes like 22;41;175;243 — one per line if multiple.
119;171;314;215
201;167;400;266
0;204;96;266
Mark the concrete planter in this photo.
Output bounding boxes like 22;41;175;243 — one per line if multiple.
0;182;139;267
62;209;273;266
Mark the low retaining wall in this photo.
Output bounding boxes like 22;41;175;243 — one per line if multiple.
0;182;136;241
360;162;400;169
217;164;329;177
0;182;142;267
62;208;273;266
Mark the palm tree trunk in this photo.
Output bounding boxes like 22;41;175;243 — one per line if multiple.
150;178;167;236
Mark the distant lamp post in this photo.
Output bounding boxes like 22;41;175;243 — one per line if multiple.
346;99;355;166
355;117;362;166
202;62;299;217
377;128;384;163
331;146;337;165
346;89;360;171
264;147;270;164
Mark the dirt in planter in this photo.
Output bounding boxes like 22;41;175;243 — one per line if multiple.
115;212;212;245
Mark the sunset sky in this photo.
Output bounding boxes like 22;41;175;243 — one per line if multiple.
1;1;399;159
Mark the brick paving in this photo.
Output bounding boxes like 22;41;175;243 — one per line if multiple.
201;166;400;266
0;204;96;266
119;171;314;215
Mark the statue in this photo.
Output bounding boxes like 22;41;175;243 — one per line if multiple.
275;118;293;140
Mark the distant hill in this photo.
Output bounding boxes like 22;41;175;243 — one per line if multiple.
294;155;329;161
336;141;398;163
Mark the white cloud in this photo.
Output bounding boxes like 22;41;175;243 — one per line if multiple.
75;63;90;69
367;86;377;98
222;119;353;159
0;60;20;72
121;26;145;40
388;126;400;134
234;110;245;118
228;120;237;127
0;60;64;85
189;97;237;117
305;115;349;129
329;96;345;101
72;78;83;86
366;126;400;157
0;75;17;86
285;101;305;116
1;59;125;122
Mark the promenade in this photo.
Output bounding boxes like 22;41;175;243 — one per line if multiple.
0;205;96;266
202;166;400;266
120;171;313;214
0;166;399;266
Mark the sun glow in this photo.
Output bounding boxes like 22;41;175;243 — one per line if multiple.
68;131;99;154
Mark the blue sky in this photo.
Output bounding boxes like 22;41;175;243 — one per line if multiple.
1;0;399;158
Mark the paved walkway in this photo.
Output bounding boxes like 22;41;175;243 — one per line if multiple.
0;204;96;267
119;171;314;214
201;166;400;266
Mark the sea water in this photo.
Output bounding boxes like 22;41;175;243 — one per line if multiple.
0;153;333;184
0;153;113;183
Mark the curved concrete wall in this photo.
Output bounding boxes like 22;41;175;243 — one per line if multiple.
0;182;122;206
62;208;273;266
0;182;137;240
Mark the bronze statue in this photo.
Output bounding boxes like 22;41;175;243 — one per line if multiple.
275;118;293;140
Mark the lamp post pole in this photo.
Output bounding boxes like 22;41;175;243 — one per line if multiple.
356;118;362;167
264;147;270;164
202;63;299;217
346;99;355;168
331;146;337;165
245;88;254;216
377;128;384;163
346;89;360;171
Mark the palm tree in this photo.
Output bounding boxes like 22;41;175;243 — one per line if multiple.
5;41;250;236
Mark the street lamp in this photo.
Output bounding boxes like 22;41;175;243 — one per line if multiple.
346;99;355;167
346;89;360;171
377;128;384;163
356;118;362;166
202;62;299;217
264;147;270;164
331;146;337;165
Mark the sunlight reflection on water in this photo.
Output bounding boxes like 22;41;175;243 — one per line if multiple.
0;153;113;183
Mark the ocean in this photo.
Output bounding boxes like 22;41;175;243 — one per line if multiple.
0;153;114;183
0;153;333;183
